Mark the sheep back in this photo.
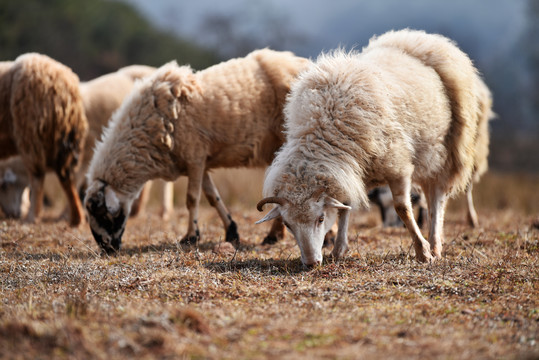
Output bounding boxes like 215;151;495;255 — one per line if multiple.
365;29;479;195
9;53;88;180
184;49;310;168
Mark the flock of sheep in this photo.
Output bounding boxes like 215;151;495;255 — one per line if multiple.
0;29;493;266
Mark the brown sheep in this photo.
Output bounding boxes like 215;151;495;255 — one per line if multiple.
0;64;157;220
84;49;309;253
0;53;88;226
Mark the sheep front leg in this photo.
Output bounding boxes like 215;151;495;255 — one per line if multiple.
388;177;433;263
130;181;150;217
181;164;205;245
202;172;239;247
26;173;45;224
465;183;479;228
330;208;350;259
424;184;448;258
159;180;174;221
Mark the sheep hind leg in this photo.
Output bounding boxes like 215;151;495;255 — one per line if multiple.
26;172;45;224
57;172;84;227
202;172;239;247
388;177;433;263
465;183;479;228
424;184;448;259
181;164;205;246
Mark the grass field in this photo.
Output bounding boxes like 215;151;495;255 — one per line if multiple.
0;171;538;359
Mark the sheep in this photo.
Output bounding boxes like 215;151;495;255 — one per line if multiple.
256;29;480;266
0;53;88;226
84;49;310;254
369;76;493;228
0;65;157;220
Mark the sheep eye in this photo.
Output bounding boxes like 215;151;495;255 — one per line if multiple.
318;215;324;224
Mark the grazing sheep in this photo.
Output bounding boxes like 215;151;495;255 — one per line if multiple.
0;65;157;220
84;49;309;253
369;76;493;228
256;29;480;266
0;53;88;226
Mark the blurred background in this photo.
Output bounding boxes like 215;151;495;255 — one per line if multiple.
0;0;538;214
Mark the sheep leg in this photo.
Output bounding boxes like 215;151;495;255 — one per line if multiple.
130;181;150;217
26;173;45;224
424;184;448;258
159;181;174;221
465;183;479;228
388;178;433;262
201;172;239;247
57;173;84;227
181;164;204;245
330;208;351;259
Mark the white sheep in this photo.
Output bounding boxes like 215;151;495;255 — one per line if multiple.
256;29;480;266
0;53;88;226
84;49;309;253
0;65;157;220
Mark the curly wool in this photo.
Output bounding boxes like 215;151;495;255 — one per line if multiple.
264;29;480;208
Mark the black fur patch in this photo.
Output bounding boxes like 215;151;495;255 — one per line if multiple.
225;220;239;247
262;235;278;245
88;201;126;252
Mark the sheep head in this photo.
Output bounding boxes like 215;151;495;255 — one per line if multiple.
84;180;135;254
256;190;351;266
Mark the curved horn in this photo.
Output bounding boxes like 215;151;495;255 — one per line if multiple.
256;197;288;212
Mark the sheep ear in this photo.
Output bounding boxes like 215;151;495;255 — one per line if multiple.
255;206;282;224
105;186;121;215
324;197;352;210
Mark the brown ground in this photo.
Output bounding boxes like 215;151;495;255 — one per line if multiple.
0;171;538;359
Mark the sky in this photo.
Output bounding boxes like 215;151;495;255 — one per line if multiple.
121;0;526;64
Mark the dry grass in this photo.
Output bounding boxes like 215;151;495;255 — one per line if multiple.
1;172;538;359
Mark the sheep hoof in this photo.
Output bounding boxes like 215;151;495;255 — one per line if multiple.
261;235;279;245
225;221;240;247
416;251;435;263
180;235;199;246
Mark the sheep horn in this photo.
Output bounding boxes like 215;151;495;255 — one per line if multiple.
256;197;288;212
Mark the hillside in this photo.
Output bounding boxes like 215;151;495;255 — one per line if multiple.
0;0;218;80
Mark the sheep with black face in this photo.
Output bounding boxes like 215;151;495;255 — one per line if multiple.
85;49;309;253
